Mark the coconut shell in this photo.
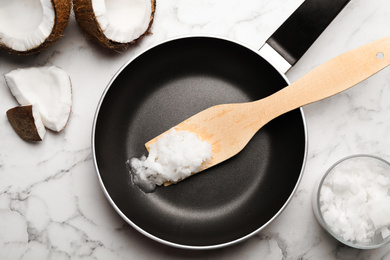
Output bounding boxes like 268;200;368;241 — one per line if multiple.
7;106;44;142
73;0;156;51
0;0;72;55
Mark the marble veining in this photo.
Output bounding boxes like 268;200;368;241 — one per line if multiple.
1;0;390;259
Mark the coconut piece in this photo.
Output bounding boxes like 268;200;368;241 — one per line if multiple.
73;0;156;50
7;105;46;142
0;0;71;55
5;66;72;132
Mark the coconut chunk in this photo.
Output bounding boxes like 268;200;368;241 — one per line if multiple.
7;105;46;142
73;0;156;50
0;0;71;54
5;66;72;132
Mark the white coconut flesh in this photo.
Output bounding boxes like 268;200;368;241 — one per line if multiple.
5;67;72;132
0;0;55;52
31;105;47;139
93;0;152;43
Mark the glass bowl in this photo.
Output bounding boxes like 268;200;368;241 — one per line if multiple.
312;154;390;249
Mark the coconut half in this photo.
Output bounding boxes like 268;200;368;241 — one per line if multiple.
0;0;71;55
73;0;156;50
7;105;46;142
5;66;72;132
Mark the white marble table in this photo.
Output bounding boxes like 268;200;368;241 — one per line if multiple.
1;0;390;259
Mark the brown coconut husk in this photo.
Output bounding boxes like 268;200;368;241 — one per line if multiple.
7;105;44;141
73;0;156;51
0;0;72;55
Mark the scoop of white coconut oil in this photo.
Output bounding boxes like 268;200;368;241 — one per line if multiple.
127;129;213;193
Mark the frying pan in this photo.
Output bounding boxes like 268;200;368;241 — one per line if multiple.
92;0;351;249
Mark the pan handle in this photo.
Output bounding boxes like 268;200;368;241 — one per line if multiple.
259;0;351;73
259;36;390;121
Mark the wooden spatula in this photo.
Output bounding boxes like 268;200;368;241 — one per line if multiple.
146;36;390;171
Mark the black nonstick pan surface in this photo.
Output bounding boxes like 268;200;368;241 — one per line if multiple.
92;36;306;248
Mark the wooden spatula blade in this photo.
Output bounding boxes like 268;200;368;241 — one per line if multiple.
145;102;267;169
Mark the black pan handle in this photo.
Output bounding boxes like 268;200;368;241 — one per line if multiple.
259;0;351;73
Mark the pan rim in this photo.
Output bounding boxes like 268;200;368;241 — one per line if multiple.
91;34;308;250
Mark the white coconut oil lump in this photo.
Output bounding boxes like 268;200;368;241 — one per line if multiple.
319;156;390;245
127;129;213;193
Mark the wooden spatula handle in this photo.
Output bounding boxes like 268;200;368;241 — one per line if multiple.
262;36;390;118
